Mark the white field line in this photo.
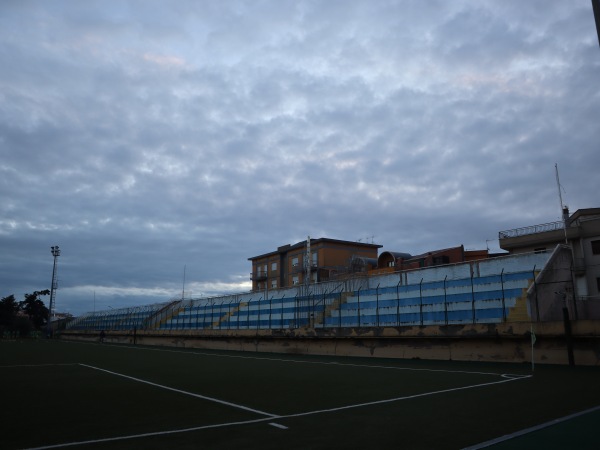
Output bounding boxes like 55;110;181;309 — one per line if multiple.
25;369;531;450
269;422;288;430
284;375;532;419
462;404;600;450
62;340;524;378
79;363;278;418
0;363;79;369
25;417;276;450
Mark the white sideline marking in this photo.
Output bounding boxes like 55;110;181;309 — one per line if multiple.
269;422;288;430
79;364;278;418
26;370;531;449
462;404;600;450
72;340;522;378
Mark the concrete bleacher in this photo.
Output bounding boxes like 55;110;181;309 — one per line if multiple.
222;293;340;329
67;302;170;331
323;270;532;327
66;251;548;332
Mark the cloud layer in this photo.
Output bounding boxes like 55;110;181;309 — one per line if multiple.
1;0;598;315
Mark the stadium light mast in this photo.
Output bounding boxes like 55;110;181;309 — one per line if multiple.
47;245;60;337
593;0;600;47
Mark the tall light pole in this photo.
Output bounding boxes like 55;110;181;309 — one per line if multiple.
593;0;600;47
47;245;60;337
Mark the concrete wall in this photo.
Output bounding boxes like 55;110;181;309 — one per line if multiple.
61;320;600;366
367;251;549;290
244;250;551;302
239;251;551;306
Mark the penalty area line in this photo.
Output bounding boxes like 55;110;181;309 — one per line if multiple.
79;363;278;418
285;374;532;419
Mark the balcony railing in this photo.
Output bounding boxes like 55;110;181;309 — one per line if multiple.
498;221;564;240
250;271;268;281
291;262;319;273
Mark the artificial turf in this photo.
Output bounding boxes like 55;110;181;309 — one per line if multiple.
1;339;599;449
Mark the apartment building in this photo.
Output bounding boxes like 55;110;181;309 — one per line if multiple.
499;207;600;299
248;237;382;291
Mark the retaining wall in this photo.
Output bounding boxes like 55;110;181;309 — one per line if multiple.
61;320;600;366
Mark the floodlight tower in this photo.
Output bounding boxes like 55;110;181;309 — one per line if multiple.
47;245;60;337
593;0;600;47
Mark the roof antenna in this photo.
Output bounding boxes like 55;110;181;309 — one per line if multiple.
555;163;568;244
182;264;186;301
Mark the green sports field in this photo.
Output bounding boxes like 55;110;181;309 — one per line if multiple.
1;340;599;449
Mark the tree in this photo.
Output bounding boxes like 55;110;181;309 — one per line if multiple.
0;291;51;337
0;295;19;330
20;290;50;330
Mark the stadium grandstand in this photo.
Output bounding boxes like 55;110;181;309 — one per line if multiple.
67;247;564;332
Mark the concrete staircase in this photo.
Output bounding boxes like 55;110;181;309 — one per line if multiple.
213;302;247;328
506;288;531;322
144;300;181;329
317;292;350;327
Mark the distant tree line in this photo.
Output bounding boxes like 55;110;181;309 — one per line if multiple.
0;290;50;338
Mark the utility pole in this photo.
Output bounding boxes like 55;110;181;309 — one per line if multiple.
47;246;60;337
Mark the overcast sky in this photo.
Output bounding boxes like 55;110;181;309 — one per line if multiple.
1;0;598;316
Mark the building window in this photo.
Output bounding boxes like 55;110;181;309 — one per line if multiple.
591;240;600;255
292;275;299;285
256;266;266;277
292;256;299;267
271;262;277;271
312;252;318;265
432;255;450;265
271;279;277;289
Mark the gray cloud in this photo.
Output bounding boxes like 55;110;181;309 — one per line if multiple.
1;0;598;315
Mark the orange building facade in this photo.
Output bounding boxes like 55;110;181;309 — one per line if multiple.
249;238;382;291
375;246;490;273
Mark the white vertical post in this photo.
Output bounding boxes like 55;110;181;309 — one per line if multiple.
531;324;536;372
306;235;311;286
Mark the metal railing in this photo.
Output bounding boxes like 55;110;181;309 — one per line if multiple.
499;221;564;239
250;270;268;281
